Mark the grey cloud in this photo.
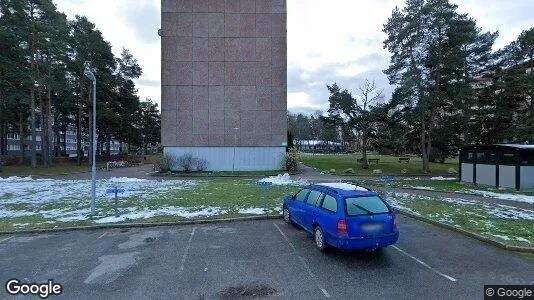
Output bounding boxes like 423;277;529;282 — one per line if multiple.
136;78;160;87
124;2;160;44
288;53;395;115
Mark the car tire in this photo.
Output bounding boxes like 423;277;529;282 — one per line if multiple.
314;226;328;252
282;206;292;224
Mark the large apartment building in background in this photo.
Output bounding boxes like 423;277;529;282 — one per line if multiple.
160;0;288;171
5;127;122;157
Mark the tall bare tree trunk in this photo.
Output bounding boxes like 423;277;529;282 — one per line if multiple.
361;130;369;169
421;115;429;173
38;88;46;167
45;87;52;166
62;129;67;157
30;87;37;167
19;113;25;165
29;3;38;168
76;105;82;165
0;89;4;157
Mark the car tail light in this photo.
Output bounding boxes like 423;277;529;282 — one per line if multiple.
393;215;398;229
337;219;347;234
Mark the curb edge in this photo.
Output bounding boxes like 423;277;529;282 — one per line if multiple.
0;215;282;235
396;209;534;253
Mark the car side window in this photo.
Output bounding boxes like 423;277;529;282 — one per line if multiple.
294;189;310;202
306;190;323;207
321;194;338;213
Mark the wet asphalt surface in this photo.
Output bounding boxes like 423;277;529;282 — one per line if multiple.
2;164;533;299
1;216;533;300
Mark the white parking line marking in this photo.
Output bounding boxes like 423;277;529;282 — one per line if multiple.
274;223;331;298
0;236;13;243
98;232;108;239
179;227;196;275
392;245;457;282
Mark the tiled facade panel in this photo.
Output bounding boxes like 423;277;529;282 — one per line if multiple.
161;0;287;148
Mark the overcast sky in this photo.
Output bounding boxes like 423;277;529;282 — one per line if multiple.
55;0;534;115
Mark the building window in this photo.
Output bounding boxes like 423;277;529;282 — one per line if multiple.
7;133;20;140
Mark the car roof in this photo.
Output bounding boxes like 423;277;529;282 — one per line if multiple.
310;183;377;197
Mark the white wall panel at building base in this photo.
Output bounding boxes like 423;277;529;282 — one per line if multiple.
520;166;534;189
461;163;473;183
499;166;516;189
476;164;496;186
164;147;286;171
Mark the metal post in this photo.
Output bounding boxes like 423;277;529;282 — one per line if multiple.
84;62;97;216
91;79;96;215
263;186;269;214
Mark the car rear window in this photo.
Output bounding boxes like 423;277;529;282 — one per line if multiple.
345;196;391;216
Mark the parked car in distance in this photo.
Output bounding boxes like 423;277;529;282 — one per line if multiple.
282;183;399;252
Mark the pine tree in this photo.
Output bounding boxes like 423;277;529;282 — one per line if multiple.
384;0;496;171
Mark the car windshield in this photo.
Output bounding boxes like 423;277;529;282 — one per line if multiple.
345;196;391;216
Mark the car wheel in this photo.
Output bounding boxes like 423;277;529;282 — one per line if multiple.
314;226;327;252
283;206;291;224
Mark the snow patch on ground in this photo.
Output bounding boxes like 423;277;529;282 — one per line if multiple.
238;208;267;215
108;177;149;183
0;210;36;218
485;233;511;241
258;173;308;186
0;176;33;182
0;176;197;205
464;190;534;204
410;186;436;191
94;206;225;224
515;237;531;243
384;192;534;221
430;176;457;181
0;177;201;223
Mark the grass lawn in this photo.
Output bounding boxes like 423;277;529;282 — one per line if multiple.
377;189;534;248
385;179;534;196
352;176;534;197
0;177;303;231
301;153;458;175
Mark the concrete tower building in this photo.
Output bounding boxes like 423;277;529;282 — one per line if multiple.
160;0;287;171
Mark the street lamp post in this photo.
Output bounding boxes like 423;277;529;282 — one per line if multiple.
84;62;97;215
232;127;239;174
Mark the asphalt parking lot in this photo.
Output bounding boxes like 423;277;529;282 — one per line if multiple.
0;216;533;299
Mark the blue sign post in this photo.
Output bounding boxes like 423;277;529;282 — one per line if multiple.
257;181;273;214
106;187;125;217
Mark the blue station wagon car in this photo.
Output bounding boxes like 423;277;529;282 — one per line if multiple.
282;183;399;252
